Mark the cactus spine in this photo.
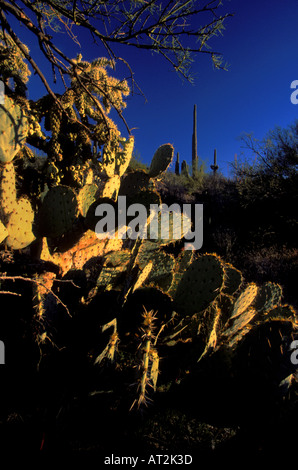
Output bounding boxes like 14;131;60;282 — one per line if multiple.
131;308;158;409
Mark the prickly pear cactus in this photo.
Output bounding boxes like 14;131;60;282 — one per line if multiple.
0;96;29;163
147;207;192;246
222;263;243;296
5;197;35;249
77;183;100;217
2;28;297;432
136;247;175;292
253;281;283;315
202;279;297;357
0;162;17;221
148;143;174;178
229;283;258;320
168;250;194;297
37;185;79;238
119;170;151;197
100;175;121;200
0;219;8;243
116;136;134;177
173;254;225;315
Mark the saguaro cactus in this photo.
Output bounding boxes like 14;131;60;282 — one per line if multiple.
210;148;219;175
181;160;189;178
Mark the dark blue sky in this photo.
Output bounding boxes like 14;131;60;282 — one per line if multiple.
116;0;298;176
14;0;298;176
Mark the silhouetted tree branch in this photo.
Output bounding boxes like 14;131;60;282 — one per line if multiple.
0;0;233;93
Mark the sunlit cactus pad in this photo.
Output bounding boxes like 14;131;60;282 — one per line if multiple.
5;197;35;249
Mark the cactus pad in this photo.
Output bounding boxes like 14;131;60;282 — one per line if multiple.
0;162;17;220
174;254;225;316
253;282;283;314
71;229;115;270
0;96;29;163
101;148;116;178
119;170;150;197
230;283;258;320
103;232;124;253
198;305;221;361
39;229;123;275
77;183;100;217
96;265;126;292
116;135;134;177
263;304;297;322
132;261;153;293
136;249;175;292
101;175;121;200
168;250;194;298
148;144;174;178
39;237;73;275
38;185;79;238
103;250;131;268
223;263;243;296
5;197;35;249
223;308;257;339
0;219;8;243
147;206;191;245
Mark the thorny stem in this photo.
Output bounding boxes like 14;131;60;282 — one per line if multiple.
0;274;79;317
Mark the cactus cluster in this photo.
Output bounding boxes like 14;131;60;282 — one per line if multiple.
67;232;296;409
0;36;297;451
0;96;35;249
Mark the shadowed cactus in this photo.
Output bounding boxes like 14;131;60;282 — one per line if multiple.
253;281;283;315
136;247;175;292
173;254;225;316
148;143;174;178
37;185;79;238
119;170;151;197
0;96;29;163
